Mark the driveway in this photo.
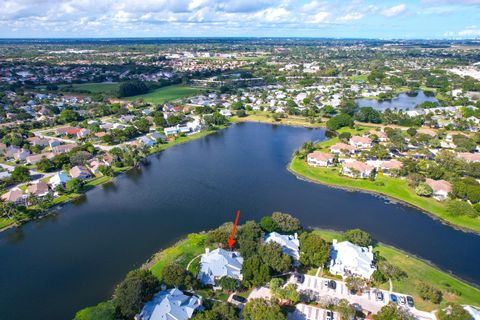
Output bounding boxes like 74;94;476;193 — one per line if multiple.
291;274;436;320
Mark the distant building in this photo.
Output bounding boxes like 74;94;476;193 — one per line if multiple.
342;161;373;179
329;239;376;279
198;248;243;286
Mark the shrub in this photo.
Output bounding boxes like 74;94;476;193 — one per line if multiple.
417;282;443;304
344;229;373;247
447;200;478;217
271;212;301;233
415;183;433;197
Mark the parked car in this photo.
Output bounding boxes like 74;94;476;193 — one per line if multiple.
399;296;406;305
231;295;247;304
326;310;334;320
328;280;337;290
406;296;414;307
323;280;329;288
376;291;384;301
295;274;304;284
390;294;398;304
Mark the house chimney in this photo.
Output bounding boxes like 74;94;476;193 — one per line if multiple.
205;248;210;254
294;232;298;240
368;245;373;253
333;239;338;246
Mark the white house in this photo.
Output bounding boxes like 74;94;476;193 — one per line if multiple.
307;151;334;167
135;288;202;320
219;109;232;117
425;178;452;201
342;161;373;179
197;248;243;286
164;126;179;136
329;239;376;279
264;232;300;264
349;136;372;149
49;172;71;188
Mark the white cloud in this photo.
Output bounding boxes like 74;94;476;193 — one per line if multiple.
381;4;406;17
458;25;480;36
337;12;364;22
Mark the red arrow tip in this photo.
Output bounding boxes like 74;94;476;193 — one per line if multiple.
227;238;236;248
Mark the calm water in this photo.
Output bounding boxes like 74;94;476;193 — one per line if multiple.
356;91;438;111
0;123;479;320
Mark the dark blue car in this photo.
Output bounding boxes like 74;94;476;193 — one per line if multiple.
390;294;398;304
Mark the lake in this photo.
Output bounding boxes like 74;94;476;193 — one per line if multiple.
356;91;438;111
0;123;479;320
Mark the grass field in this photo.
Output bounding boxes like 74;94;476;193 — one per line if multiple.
231;111;324;128
125;85;204;104
314;229;480;311
58;82;121;95
349;74;368;81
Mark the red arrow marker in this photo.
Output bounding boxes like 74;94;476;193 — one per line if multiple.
227;210;241;248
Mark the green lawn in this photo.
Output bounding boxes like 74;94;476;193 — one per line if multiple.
349;74;368;81
231;111;324;128
57;82;121;95
126;85;204;104
290;157;480;233
314;229;480;311
0;217;14;230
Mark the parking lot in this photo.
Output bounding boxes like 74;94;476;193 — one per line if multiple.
291;274;436;320
288;304;340;320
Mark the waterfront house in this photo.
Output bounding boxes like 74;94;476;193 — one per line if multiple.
349;136;373;149
425;178;452;201
164;126;179;136
219;109;232;117
264;232;300;264
342;161;373;179
49;172;71;188
307;151;334;167
27;182;50;197
136;288;202;320
330;142;356;155
366;159;403;176
1;188;26;204
198;248;243;286
138;136;156;147
69;166;91;180
329;239;376;279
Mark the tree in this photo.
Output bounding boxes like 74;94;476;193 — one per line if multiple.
12;166;30;183
417;282;442;304
70;151;92;166
59;109;78;123
415;183;433;197
118;81;149;98
437;304;471;320
374;303;414;320
326;113;354;131
66;178;83;193
447;200;478;217
338;132;352;142
258;242;292;273
259;216;277;232
270;279;299;303
192;302;239;320
242;255;271;287
271;212;301;233
355;107;382;123
299;232;331;267
376;260;407;281
336;299;356;320
36;158;55;172
344;229;373;247
243;298;286;320
345;276;366;293
162;263;194;289
113;269;160;319
205;223;233;247
218;276;238;292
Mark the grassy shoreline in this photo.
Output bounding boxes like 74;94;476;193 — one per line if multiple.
314;229;480;311
231;111;325;128
288;125;480;234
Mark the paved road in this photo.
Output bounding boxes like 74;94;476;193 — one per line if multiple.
291;274;436;320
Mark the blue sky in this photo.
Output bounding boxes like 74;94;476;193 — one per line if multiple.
0;0;479;39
